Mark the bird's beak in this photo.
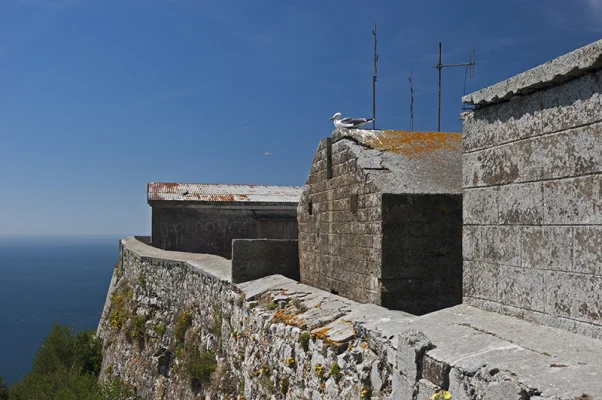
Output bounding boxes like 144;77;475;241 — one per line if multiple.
329;116;335;121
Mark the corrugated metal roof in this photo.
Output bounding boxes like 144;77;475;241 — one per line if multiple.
147;182;303;203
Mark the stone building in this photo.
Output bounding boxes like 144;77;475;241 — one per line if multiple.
298;129;463;315
148;182;302;259
462;39;602;338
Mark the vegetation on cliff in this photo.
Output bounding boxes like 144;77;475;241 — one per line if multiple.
6;323;141;400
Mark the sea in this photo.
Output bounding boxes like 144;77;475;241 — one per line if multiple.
0;236;120;384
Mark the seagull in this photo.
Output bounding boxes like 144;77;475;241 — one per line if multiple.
329;112;374;129
264;152;270;156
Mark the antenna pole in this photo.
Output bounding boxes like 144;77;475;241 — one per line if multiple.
433;42;475;132
437;42;442;132
409;71;415;131
372;23;378;130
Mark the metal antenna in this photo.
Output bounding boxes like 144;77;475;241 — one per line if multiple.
372;23;378;130
433;43;475;131
409;71;416;131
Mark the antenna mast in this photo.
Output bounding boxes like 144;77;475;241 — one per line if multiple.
409;71;415;131
433;43;475;131
372;23;378;130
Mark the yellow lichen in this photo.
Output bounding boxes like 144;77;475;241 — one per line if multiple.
429;390;452;400
359;130;462;160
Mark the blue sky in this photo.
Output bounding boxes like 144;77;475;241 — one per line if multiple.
1;0;601;236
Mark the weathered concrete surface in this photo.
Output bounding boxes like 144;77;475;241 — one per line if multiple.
231;239;299;283
150;205;298;259
462;40;602;339
462;39;602;106
298;129;462;314
99;237;602;399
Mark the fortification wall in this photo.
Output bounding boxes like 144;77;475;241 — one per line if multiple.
97;237;602;400
462;40;602;338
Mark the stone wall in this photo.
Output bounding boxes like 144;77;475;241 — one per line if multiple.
97;237;602;399
298;138;383;305
231;239;300;283
462;44;602;337
381;194;463;315
151;205;298;259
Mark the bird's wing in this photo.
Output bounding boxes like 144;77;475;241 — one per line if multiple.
340;117;369;124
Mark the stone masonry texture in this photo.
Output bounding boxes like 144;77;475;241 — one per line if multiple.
461;40;602;339
298;129;463;314
231;239;300;284
97;237;602;399
150;205;298;259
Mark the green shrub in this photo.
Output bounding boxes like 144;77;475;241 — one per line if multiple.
330;362;342;383
8;323;144;400
153;322;167;338
279;376;289;394
184;341;217;387
174;310;192;343
299;331;311;352
266;302;277;311
0;375;8;400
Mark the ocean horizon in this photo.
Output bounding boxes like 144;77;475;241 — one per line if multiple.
0;235;124;384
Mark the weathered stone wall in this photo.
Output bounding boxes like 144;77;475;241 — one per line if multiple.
462;66;602;338
151;205;298;259
298;138;383;305
98;237;602;399
231;239;300;283
381;194;463;315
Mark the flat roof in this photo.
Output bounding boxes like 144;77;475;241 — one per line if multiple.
462;39;602;106
147;182;303;204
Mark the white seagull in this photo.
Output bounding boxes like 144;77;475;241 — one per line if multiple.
329;112;374;129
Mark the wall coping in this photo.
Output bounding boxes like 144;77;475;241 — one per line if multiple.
121;236;233;282
463;39;602;106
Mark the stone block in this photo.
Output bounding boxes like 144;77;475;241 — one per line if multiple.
464;187;498;224
498;183;544;225
540;71;602;134
544;175;602;224
416;379;441;400
573;226;602;275
481;226;521;266
547;271;602;324
463;261;499;301
422;356;450;389
462;92;542;152
393;330;433;381
483;379;528;400
497;266;546;312
448;368;473;400
463;225;482;261
522;226;572;271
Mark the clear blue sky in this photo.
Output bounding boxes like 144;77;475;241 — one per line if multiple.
1;0;601;236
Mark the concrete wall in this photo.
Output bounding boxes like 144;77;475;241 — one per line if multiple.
381;194;463;315
150;204;298;259
231;239;299;283
298;138;383;305
462;66;602;337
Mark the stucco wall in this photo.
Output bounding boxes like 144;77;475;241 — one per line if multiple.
151;205;298;259
462;68;602;337
381;194;463;315
298;138;383;305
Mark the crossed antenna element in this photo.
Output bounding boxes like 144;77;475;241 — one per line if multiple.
433;43;475;131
